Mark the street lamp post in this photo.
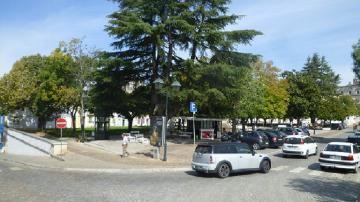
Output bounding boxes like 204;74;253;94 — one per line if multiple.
154;77;181;161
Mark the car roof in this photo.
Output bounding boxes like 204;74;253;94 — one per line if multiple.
327;142;353;146
197;142;245;147
285;135;308;138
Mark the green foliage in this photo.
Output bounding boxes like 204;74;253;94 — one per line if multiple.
105;0;262;119
253;60;289;120
353;39;360;80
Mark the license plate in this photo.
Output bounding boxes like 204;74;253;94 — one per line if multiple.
330;156;341;160
288;146;297;148
278;139;283;141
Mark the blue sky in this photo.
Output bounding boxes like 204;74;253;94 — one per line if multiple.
1;0;359;85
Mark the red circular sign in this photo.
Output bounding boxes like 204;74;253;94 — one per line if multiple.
56;118;67;129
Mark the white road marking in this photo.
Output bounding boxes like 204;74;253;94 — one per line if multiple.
272;166;289;171
10;167;22;171
308;170;323;177
289;167;307;173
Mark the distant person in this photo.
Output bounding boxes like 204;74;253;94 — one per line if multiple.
122;133;130;157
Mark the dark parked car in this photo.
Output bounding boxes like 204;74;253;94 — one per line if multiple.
278;127;298;136
261;130;285;148
221;132;242;142
240;131;269;150
348;131;360;146
301;127;311;136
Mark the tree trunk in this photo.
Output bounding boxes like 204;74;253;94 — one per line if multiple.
311;117;316;126
127;117;133;133
71;111;76;136
231;118;237;134
241;119;246;132
37;117;46;131
251;118;255;131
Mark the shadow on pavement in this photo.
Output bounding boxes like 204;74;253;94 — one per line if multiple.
185;170;261;178
287;177;360;201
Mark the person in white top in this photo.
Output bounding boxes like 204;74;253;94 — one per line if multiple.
122;134;130;157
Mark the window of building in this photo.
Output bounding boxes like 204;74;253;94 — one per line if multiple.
357;90;359;94
340;91;343;94
349;91;352;95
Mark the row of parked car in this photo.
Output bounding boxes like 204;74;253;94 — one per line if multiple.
191;138;360;178
220;127;311;150
192;127;360;178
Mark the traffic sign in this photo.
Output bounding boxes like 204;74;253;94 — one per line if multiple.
0;115;4;133
190;102;197;113
56;118;67;129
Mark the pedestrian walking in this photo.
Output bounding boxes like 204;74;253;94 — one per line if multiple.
122;133;129;157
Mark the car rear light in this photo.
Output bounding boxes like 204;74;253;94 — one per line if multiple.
300;139;304;144
209;155;214;164
347;154;354;161
272;137;277;142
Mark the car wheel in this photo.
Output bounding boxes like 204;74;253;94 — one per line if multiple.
353;163;359;173
304;150;309;159
260;160;271;173
217;163;231;178
253;143;260;150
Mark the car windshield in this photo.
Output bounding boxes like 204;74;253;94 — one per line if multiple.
195;146;212;154
325;144;351;153
284;137;302;144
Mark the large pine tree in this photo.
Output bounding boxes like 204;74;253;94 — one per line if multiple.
103;0;261;119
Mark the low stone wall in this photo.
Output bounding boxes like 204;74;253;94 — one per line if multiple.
5;128;67;156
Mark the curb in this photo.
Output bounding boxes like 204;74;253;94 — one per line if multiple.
0;157;191;174
64;167;191;174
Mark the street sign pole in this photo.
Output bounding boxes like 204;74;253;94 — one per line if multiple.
193;112;195;145
60;128;63;155
190;102;197;145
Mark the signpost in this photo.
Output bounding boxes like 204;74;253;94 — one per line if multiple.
0;115;4;152
190;102;197;145
56;118;67;155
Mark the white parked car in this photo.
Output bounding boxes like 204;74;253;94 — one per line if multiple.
319;142;360;172
282;135;318;158
192;142;271;178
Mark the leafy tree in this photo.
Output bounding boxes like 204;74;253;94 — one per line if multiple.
301;53;339;124
105;0;261;123
59;38;98;139
253;60;289;123
282;71;309;124
0;55;44;113
353;39;360;80
31;49;76;129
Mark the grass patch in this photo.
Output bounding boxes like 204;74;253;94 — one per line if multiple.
17;126;152;140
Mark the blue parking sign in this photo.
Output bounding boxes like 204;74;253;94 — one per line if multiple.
0;115;4;134
190;102;197;113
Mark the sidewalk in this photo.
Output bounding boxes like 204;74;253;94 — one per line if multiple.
0;137;196;172
0;128;350;173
